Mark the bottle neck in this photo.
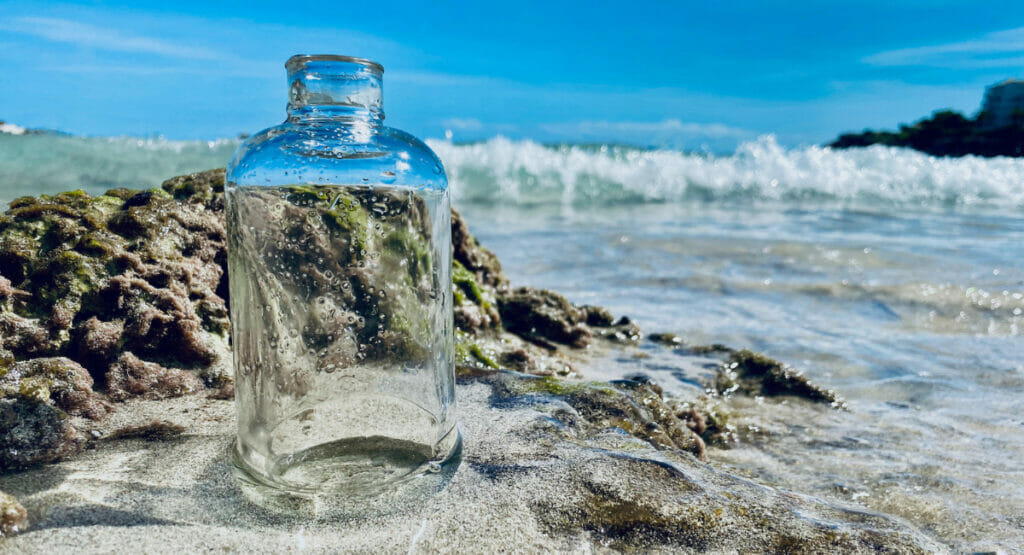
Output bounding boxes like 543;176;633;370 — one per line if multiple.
285;55;385;125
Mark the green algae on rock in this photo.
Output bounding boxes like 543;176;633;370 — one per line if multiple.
716;349;845;407
0;171;230;467
0;355;111;419
0;173;231;390
0;169;636;469
650;336;845;407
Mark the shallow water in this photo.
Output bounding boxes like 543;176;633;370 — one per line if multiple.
3;132;1023;550
457;201;1024;552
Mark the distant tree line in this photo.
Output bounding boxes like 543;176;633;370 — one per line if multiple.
828;109;1024;157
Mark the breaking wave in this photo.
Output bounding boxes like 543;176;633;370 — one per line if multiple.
3;132;1023;212
429;136;1024;211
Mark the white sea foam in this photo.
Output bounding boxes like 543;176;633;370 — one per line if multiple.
429;135;1024;210
2;132;1023;211
0;122;27;135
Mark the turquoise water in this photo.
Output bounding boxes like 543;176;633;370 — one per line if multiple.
2;131;1023;550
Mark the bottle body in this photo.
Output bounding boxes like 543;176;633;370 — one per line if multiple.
226;56;458;512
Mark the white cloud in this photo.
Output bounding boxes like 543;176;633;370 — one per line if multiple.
0;16;223;60
864;26;1024;68
440;117;485;130
540;119;750;139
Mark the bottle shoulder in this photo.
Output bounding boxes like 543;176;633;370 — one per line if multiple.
227;121;447;191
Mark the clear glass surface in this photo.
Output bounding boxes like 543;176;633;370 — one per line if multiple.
226;55;459;514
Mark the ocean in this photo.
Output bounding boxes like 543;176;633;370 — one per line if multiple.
2;131;1022;551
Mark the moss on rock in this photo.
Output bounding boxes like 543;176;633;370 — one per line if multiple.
717;349;844;407
0;356;111;420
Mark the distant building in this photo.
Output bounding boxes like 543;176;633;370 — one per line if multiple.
979;79;1024;128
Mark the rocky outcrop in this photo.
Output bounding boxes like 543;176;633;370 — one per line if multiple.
828;109;1024;158
0;172;231;467
0;169;648;468
0;397;86;470
648;337;845;407
0;179;230;391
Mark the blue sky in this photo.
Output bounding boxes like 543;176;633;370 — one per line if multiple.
1;1;1023;149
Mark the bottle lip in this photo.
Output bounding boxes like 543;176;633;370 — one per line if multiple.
286;54;384;74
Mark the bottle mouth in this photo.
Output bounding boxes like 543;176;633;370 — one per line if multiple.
286;54;384;75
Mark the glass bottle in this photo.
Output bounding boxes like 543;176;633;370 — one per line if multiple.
226;55;460;514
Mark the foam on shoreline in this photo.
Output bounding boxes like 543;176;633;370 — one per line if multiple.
3;133;1024;211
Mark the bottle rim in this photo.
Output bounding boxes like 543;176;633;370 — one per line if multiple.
286;54;384;74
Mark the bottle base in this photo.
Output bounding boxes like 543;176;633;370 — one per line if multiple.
231;427;462;518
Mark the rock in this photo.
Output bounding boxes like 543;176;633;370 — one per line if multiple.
716;349;844;407
70;317;123;376
161;168;226;210
451;208;506;289
497;348;532;372
671;397;739;447
452;259;501;332
0;171;231;392
0;490;27;538
648;331;684;346
496;288;642;348
449;208;506;334
497;287;592;348
581;305;615;327
531;455;935;552
684;343;734;355
0;169;632;467
105;353;204;402
0;397;86;470
593;315;643;344
452;368;940;552
0;357;111;420
207;381;234;400
0;312;62;358
463;368;706;460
